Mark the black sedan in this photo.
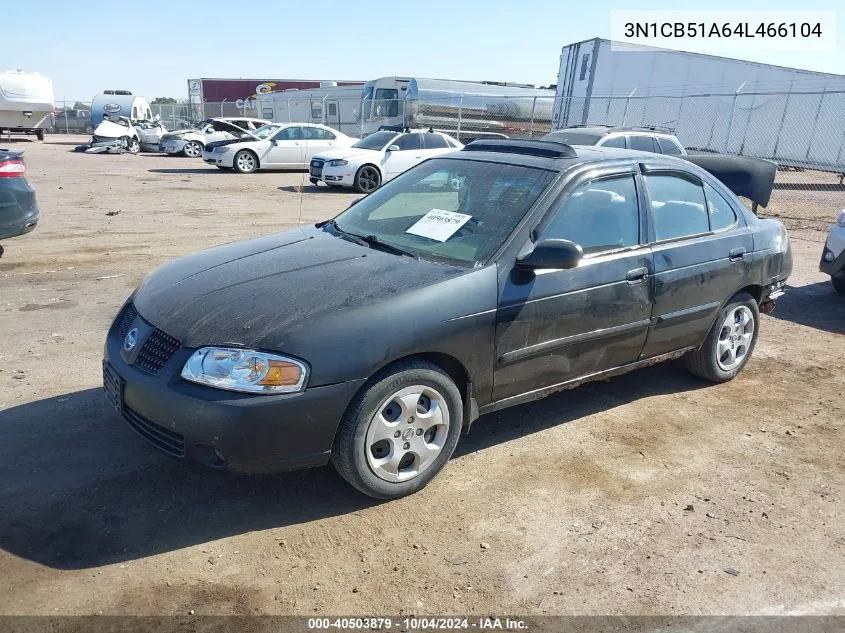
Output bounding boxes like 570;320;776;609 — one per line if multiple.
103;140;792;499
0;149;39;247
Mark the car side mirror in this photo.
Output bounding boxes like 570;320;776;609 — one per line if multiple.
387;145;400;152
516;239;583;270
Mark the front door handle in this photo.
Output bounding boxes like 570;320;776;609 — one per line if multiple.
626;267;649;283
729;247;746;262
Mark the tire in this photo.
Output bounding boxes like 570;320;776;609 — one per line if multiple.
832;275;845;295
310;178;320;186
353;164;381;194
183;140;203;158
331;360;463;499
685;293;760;383
233;150;258;174
124;136;140;154
36;130;44;141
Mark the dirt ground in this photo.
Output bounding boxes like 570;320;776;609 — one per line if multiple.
0;137;843;617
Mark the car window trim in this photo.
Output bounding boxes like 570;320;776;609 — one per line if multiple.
639;166;714;243
531;163;643;254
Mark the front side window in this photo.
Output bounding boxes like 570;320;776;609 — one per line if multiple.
704;182;738;231
539;175;640;255
352;131;398;150
275;126;303;141
251;124;282;139
646;173;709;241
333;159;555;266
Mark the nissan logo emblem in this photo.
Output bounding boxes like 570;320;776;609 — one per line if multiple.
124;328;139;351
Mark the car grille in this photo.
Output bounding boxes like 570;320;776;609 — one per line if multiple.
117;302;138;340
123;405;186;458
135;328;181;374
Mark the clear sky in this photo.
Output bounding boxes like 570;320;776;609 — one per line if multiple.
3;0;843;101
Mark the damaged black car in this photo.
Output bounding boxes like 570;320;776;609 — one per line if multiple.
103;139;792;499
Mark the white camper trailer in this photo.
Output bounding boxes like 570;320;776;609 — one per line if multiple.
255;84;363;136
0;70;55;140
90;90;153;127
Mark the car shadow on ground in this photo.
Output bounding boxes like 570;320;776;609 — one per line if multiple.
767;281;845;334
277;185;352;194
147;168;218;174
0;362;705;570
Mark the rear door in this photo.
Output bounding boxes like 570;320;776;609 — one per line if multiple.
302;126;336;162
493;166;654;402
639;165;754;358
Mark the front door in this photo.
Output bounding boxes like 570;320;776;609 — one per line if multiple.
382;133;424;180
265;126;305;167
493;169;654;402
639;167;755;357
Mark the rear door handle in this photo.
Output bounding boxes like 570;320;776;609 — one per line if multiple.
729;247;746;262
626;267;649;283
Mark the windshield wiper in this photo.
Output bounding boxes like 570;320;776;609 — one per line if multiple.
321;220;417;258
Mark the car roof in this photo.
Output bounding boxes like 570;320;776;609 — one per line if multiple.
439;142;690;172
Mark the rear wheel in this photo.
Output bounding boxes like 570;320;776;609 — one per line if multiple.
183;140;203;158
685;293;759;382
36;130;44;141
353;165;381;194
331;360;463;499
233;150;258;174
832;276;845;295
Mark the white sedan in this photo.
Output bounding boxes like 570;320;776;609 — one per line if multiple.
160;117;270;158
820;208;845;294
202;123;357;173
309;129;463;193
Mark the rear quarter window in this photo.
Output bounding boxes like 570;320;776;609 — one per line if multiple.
657;137;683;155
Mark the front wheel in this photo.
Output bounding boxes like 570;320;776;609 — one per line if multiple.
353;165;381;194
309;178;320;186
125;136;140;154
331;360;463;499
685;293;759;382
232;150;258;174
183;140;203;158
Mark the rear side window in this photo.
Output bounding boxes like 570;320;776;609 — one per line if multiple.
540;175;640;255
423;133;449;149
645;174;709;241
303;127;335;140
601;135;626;148
657;137;683;155
704;182;738;231
394;134;422;150
629;135;658;153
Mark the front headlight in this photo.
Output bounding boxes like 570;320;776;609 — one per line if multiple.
181;347;308;394
327;159;348;167
836;209;845;227
217;146;232;153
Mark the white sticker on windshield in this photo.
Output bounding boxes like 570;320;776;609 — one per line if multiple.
405;209;472;242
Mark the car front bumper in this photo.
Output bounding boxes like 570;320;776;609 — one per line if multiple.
0;178;39;240
103;303;365;474
161;139;188;154
820;225;845;277
318;164;355;186
202;151;234;167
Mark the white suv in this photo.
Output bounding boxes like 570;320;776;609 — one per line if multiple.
543;126;686;155
159;117;270;158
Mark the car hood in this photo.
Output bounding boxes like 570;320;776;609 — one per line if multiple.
132;226;475;356
206;137;261;150
313;148;381;163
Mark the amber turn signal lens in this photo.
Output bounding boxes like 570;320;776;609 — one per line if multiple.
258;360;302;387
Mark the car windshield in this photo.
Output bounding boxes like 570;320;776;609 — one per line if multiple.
251;124;282;139
352;131;398;151
545;132;603;145
332;158;556;266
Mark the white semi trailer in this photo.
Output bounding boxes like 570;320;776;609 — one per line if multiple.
554;38;845;178
0;70;55;140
